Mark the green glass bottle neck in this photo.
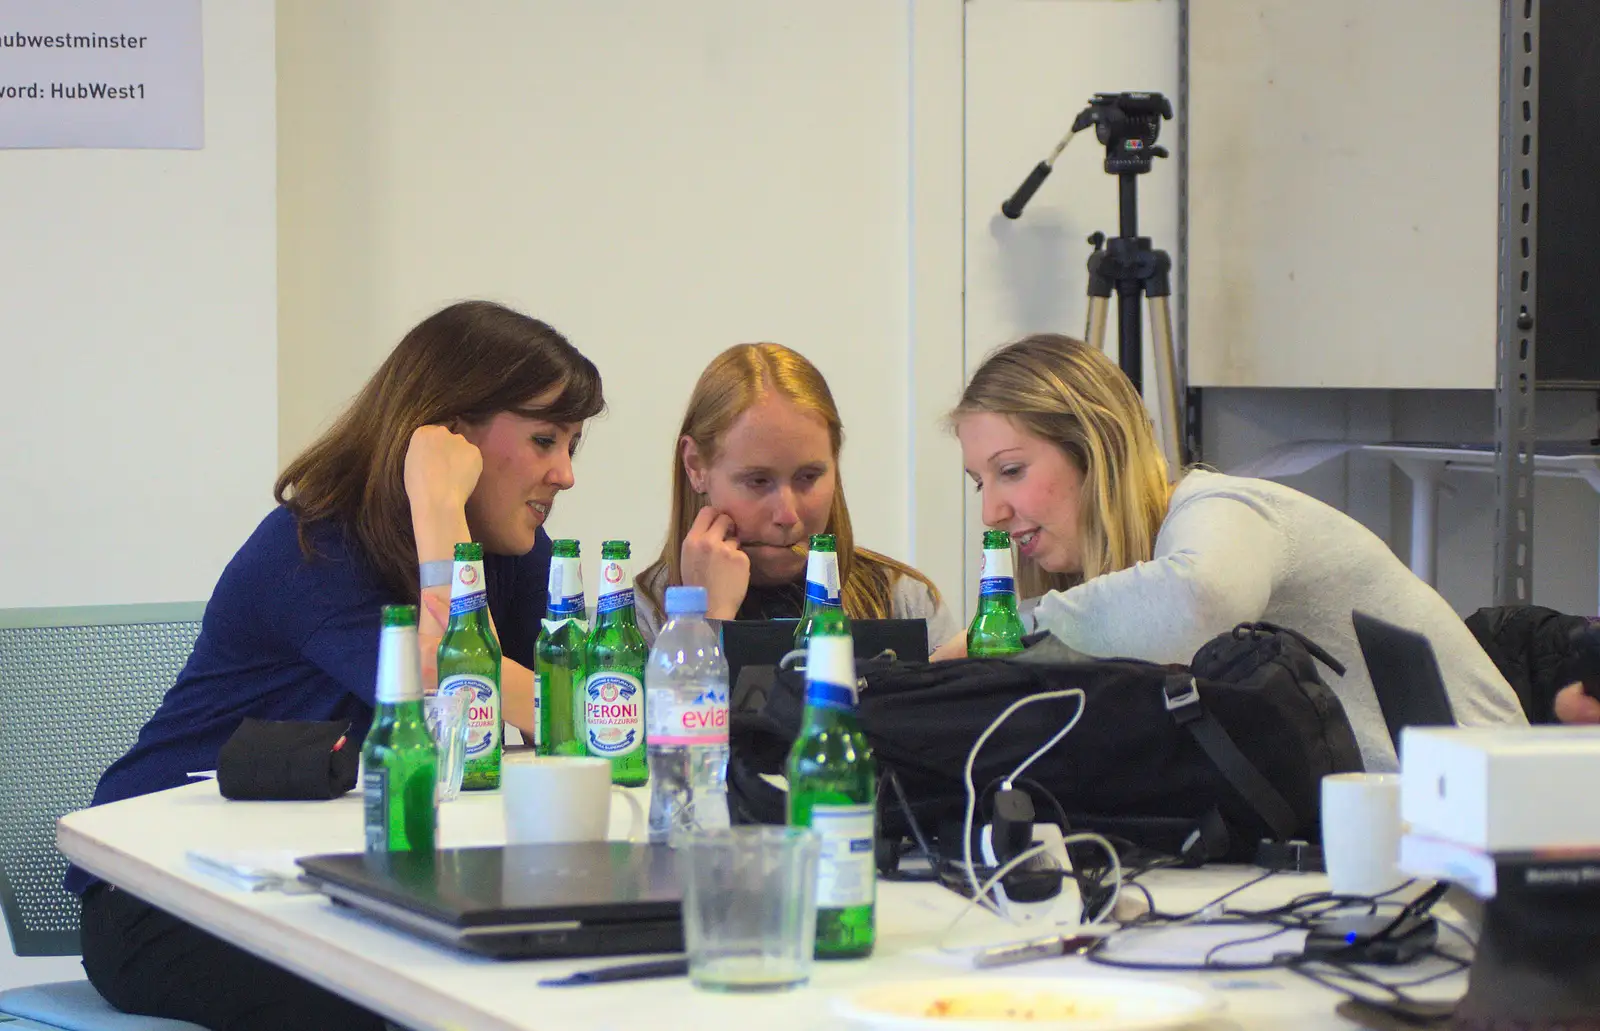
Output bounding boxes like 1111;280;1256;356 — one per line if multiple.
976;593;1020;614
802;633;856;711
547;555;586;622
977;546;1017;600
594;603;636;628
594;557;635;628
374;697;427;720
447;558;492;630
375;625;422;703
803;551;843;610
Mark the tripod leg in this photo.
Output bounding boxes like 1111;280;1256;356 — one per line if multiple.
1085;296;1109;353
1147;295;1183;470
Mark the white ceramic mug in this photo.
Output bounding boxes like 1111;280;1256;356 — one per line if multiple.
501;756;644;844
1321;772;1405;896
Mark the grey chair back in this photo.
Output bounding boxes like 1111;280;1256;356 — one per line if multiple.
0;604;204;956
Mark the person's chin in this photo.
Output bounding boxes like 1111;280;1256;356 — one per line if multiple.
483;527;537;557
749;553;805;585
1032;545;1076;576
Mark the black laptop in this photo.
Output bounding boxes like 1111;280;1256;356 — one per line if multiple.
1351;610;1458;750
721;617;930;688
296;843;683;959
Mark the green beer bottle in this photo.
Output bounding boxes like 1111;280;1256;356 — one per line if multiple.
363;605;437;854
786;626;876;959
967;530;1026;657
583;541;650;786
794;533;850;650
536;539;589;756
439;542;504;790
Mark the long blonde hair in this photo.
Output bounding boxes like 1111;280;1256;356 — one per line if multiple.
952;334;1170;597
639;343;938;617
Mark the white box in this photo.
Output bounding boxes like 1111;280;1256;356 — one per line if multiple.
1399;726;1600;851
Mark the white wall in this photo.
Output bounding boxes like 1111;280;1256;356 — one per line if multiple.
0;1;277;611
0;0;276;984
1187;0;1500;389
277;0;968;614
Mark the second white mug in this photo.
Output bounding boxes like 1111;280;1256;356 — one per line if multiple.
501;755;643;844
1321;772;1405;896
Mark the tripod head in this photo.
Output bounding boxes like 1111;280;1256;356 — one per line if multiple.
1071;92;1172;176
999;91;1172;219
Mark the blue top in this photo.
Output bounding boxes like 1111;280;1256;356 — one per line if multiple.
66;505;550;895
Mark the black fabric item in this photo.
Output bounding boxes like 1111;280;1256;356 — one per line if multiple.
215;718;358;801
1162;676;1298;841
735;581;806;621
81;884;387;1031
729;622;1364;864
1465;605;1592;725
1455;881;1600;1027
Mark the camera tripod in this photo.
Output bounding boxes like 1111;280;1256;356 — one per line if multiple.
1001;91;1183;467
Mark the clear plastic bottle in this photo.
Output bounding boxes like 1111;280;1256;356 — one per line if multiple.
645;586;731;844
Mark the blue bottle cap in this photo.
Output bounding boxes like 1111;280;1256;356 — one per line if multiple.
665;585;709;615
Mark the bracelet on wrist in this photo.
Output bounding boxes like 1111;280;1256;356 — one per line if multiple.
419;559;453;590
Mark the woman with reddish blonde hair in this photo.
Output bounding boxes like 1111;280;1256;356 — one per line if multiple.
637;342;957;652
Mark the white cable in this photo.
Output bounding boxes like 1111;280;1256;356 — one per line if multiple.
940;842;1053;950
939;831;1123;953
962;688;1088;905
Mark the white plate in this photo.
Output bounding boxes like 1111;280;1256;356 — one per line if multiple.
831;976;1225;1031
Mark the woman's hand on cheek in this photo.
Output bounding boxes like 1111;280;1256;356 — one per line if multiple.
404;425;483;514
681;507;750;621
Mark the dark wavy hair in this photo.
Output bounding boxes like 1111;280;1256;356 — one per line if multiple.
275;300;604;598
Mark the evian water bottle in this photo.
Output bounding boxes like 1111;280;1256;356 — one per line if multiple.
645;586;730;843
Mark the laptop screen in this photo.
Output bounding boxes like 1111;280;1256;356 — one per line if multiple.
1351;610;1458;750
721;618;930;689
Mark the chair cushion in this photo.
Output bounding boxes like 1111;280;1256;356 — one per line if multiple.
0;980;205;1031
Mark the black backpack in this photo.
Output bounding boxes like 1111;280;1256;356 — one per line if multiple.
727;622;1364;865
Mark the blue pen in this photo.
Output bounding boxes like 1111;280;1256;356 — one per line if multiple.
538;957;689;988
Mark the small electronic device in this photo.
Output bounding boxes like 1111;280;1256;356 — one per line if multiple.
1302;912;1438;966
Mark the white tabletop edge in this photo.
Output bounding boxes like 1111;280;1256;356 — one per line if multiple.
54;781;1430;1031
58;809;521;1031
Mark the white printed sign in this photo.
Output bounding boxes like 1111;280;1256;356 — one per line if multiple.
0;0;202;149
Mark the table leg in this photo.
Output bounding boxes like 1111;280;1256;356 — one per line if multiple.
1391;459;1440;587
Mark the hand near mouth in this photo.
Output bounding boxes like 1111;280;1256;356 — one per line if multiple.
739;539;809;555
680;506;751;620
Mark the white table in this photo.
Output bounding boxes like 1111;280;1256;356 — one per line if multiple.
58;782;1462;1030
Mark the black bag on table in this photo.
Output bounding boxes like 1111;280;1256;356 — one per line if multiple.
728;622;1363;865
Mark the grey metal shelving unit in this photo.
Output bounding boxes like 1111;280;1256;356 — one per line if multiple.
1494;0;1540;606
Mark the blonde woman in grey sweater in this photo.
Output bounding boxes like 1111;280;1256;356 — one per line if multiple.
938;333;1528;771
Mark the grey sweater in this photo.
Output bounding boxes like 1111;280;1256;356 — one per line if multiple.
1030;470;1527;771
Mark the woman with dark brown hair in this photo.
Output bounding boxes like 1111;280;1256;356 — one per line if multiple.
68;300;603;1030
